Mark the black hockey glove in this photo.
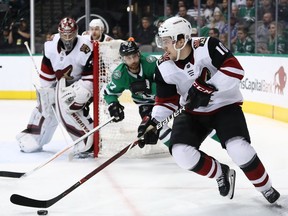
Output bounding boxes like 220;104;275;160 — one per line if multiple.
187;78;217;110
108;102;124;122
130;79;151;95
137;115;159;148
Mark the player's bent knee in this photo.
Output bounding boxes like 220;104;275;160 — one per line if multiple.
225;137;256;166
16;132;43;153
171;144;201;170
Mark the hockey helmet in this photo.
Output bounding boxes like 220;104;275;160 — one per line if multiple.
156;17;192;48
58;17;78;51
119;41;139;56
89;19;104;30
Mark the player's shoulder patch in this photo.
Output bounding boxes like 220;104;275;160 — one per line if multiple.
146;55;157;63
112;70;122;80
157;53;170;66
80;44;91;54
193;37;207;49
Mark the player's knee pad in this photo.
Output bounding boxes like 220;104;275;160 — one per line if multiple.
225;136;256;166
171;143;201;170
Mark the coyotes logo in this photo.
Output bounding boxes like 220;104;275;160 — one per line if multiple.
157;52;170;66
55;65;74;80
193;37;207;49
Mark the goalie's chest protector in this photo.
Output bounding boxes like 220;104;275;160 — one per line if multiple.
45;34;92;82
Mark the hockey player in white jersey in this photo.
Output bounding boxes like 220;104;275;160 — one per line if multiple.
16;17;94;157
82;18;113;42
137;17;280;204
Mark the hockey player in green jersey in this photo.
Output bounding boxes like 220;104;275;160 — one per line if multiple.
103;40;171;147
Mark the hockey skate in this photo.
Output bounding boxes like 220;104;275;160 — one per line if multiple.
262;187;280;204
216;164;236;199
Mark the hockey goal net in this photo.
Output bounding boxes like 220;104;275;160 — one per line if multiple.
93;40;168;158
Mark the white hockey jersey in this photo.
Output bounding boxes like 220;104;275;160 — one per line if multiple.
81;32;113;43
152;37;245;121
39;33;93;90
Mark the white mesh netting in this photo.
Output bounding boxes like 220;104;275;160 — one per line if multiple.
95;40;169;158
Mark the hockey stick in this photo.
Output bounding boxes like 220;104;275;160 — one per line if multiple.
10;106;185;208
24;41;40;75
0;117;115;178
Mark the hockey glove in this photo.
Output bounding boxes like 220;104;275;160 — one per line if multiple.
137;115;159;148
108;102;124;122
187;77;217;110
130;79;151;95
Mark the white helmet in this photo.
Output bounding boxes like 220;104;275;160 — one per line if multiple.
89;19;104;30
156;17;192;48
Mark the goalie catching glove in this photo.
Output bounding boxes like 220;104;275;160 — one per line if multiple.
108;102;124;122
137;115;159;148
187;77;217;110
130;79;151;95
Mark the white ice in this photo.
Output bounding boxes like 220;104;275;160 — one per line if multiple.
0;100;287;216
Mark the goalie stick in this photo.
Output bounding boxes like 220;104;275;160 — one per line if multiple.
10;106;185;208
0;117;115;178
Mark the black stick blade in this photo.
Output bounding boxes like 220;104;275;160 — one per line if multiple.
0;171;25;178
10;194;49;208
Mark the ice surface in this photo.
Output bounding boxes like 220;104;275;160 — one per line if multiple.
0;100;287;216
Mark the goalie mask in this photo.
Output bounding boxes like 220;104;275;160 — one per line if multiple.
58;17;78;51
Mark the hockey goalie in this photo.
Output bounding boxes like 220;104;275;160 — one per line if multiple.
16;17;95;158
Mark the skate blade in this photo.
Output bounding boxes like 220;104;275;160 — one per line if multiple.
228;169;236;199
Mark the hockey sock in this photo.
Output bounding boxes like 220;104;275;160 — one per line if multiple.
240;154;272;192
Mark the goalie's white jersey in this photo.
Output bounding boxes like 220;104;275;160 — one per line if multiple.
153;37;245;120
39;33;93;89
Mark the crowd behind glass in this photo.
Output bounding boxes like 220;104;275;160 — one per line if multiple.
1;0;288;54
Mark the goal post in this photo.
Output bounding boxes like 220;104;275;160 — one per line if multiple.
93;40;168;158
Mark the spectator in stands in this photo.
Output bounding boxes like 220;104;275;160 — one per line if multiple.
238;0;255;28
257;0;275;20
256;12;273;53
258;22;288;54
45;32;52;41
219;32;229;48
209;27;220;38
111;25;125;40
234;26;255;53
177;5;196;27
234;0;246;8
8;17;30;52
278;0;288;24
0;25;12;52
156;4;174;23
219;0;229;21
198;16;210;37
134;16;157;49
221;16;239;49
231;3;239;17
208;10;225;33
203;0;221;24
187;0;204;21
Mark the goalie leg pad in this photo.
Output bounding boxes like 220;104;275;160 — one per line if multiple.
36;87;55;118
16;107;58;152
55;81;94;154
